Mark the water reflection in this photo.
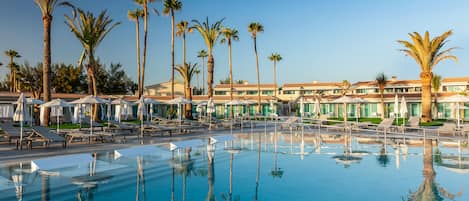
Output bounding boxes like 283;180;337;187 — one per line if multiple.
206;143;215;201
332;135;362;168
270;132;283;178
406;139;458;201
221;141;241;201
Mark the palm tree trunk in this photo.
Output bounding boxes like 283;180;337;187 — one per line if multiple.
421;72;433;122
274;61;277;98
9;57;13;92
380;90;385;120
207;54;214;98
141;1;148;97
88;53;99;121
433;92;438;119
183;33;186;68
185;86;192;119
202;57;205;95
228;39;234;118
171;11;175;99
42;15;52;126
135;19;142;98
254;37;261;114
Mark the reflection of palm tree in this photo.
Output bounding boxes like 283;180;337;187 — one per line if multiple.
171;149;195;201
406;139;457;201
206;146;215;201
253;133;261;201
221;153;240;201
377;145;390;167
41;174;49;201
270;132;283;178
136;157;147;201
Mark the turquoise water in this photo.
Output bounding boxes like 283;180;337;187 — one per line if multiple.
1;132;468;201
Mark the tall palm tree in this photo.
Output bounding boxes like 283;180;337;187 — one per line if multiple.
221;27;239;117
4;49;21;92
376;73;387;120
65;9;120;120
194;68;200;93
398;30;458;122
197;49;208;94
191;18;224;98
134;0;156;97
163;0;182;99
176;62;198;119
432;74;442;119
128;8;144;97
176;20;192;71
248;22;264;114
34;0;72;126
268;53;282;97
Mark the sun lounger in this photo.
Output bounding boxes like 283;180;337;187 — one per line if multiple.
27;126;67;149
280;116;301;130
0;122;33;148
407;117;420;128
437;123;458;136
104;120;137;134
66;132;105;143
366;118;394;132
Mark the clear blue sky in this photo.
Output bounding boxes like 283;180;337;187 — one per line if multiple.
1;0;469;86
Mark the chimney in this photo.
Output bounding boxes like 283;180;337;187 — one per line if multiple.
313;80;318;84
391;76;397;81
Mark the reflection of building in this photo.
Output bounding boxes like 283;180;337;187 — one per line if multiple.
144;80;184;97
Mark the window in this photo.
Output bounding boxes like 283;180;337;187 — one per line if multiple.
356;89;367;94
283;90;296;95
247;91;257;95
237;91;245;95
262;90;273;95
333;89;341;94
446;85;466;92
303;90;313;95
385;88;394;93
215;91;227;95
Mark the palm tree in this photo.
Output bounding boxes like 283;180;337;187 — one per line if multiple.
221;27;239;117
248;22;264;114
128;9;144;98
398;30;458;122
176;20;192;72
163;0;182;99
432;74;442;119
175;62;198;119
134;0;156;97
268;53;282;97
194;68;200;93
376;73;387;120
191;18;224;98
34;0;72;126
65;9;120;120
197;49;208;94
4;49;21;92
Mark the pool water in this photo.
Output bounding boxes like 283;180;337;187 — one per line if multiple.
1;131;469;201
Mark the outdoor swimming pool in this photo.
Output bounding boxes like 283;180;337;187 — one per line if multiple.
1;131;468;201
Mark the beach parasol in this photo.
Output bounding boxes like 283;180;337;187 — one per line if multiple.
41;99;72;134
13;93;26;148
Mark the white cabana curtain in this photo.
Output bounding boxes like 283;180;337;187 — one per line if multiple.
0;104;14;118
72;104;85;123
115;105;122;122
